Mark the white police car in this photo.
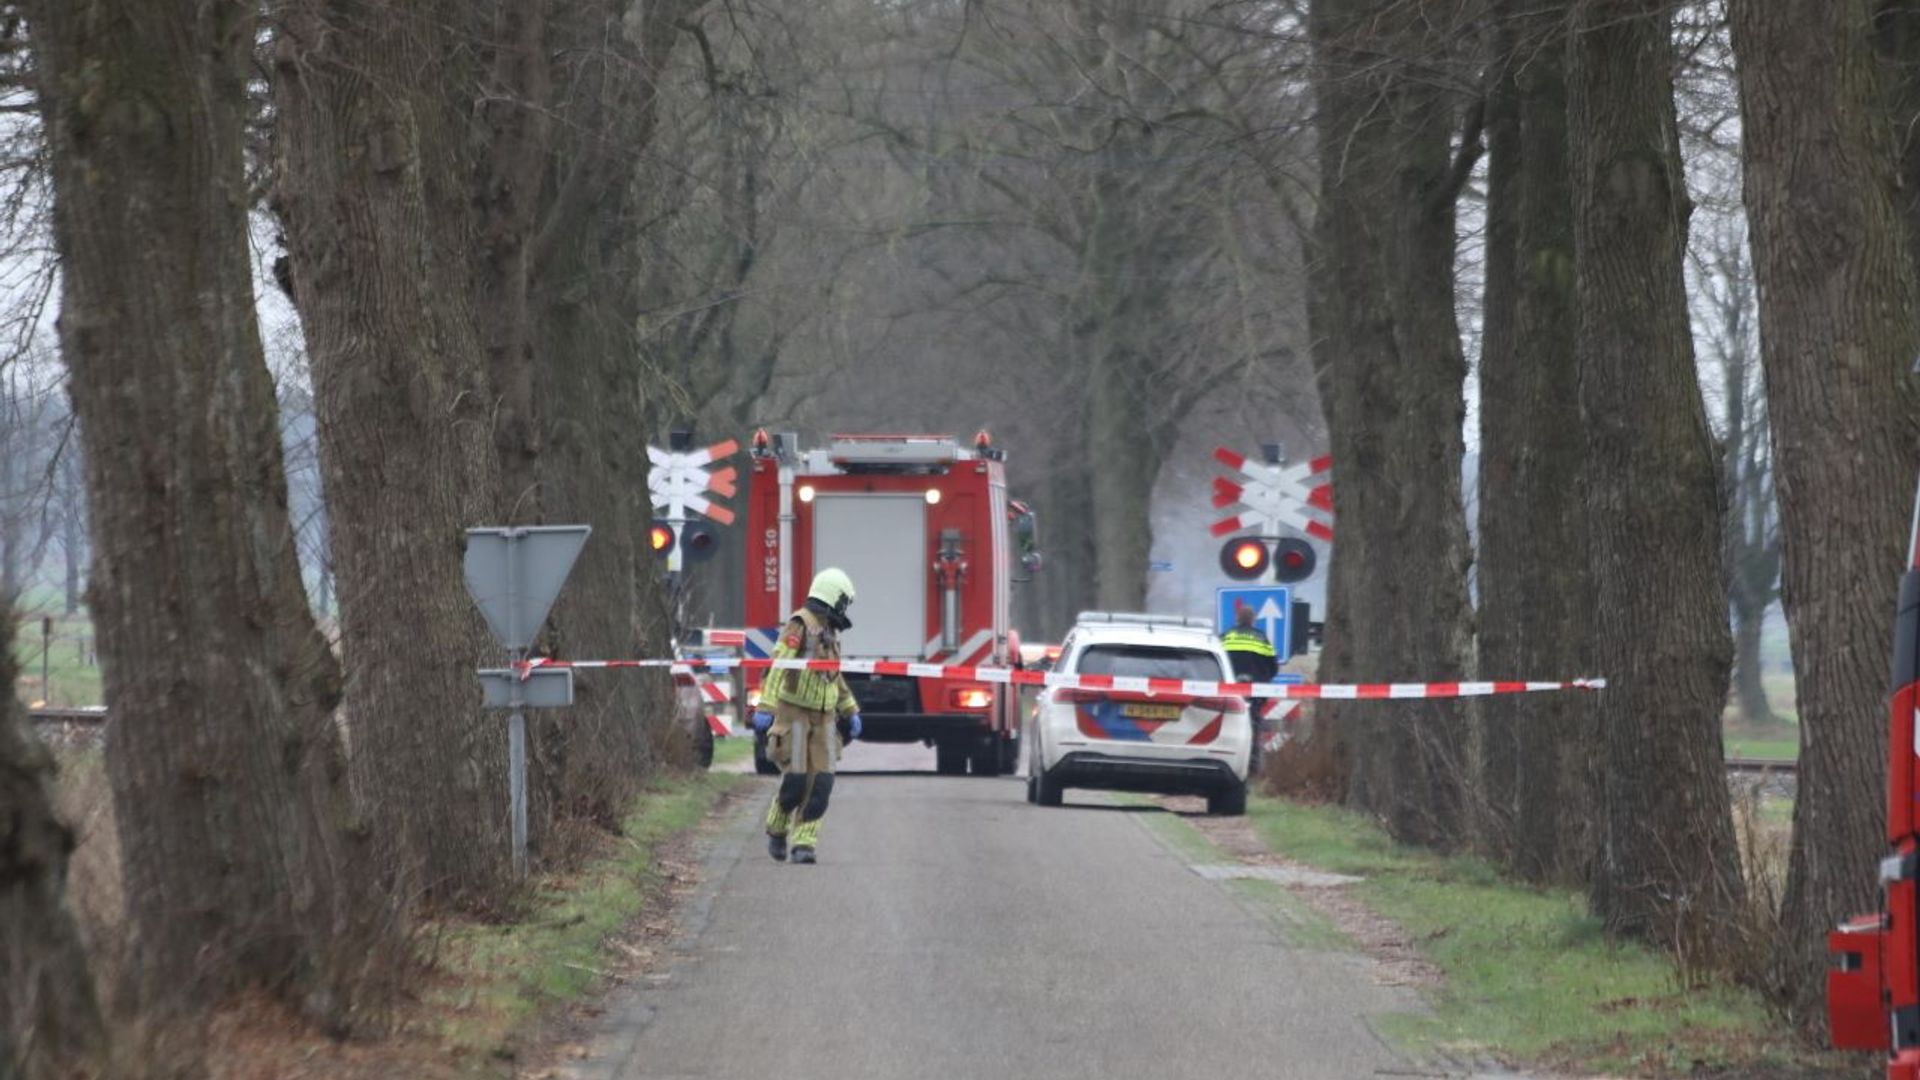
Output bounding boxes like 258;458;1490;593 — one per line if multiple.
1025;612;1252;815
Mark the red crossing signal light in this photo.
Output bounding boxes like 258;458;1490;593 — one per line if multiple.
682;521;721;564
1272;538;1316;583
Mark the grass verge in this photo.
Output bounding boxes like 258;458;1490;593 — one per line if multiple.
426;767;747;1066
711;734;755;769
1726;736;1798;760
11;606;102;706
1235;797;1850;1077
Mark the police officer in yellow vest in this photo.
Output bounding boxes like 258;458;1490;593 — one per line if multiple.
1222;602;1279;683
1222;604;1279;769
750;568;863;865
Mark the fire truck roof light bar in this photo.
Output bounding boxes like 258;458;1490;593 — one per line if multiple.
826;436;969;465
829;433;961;442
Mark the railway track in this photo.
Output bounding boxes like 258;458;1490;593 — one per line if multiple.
26;705;108;747
1725;755;1797;775
28;706;108;724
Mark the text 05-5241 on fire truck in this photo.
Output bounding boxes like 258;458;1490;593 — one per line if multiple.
739;431;1041;777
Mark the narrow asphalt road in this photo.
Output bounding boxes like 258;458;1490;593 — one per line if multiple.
572;742;1424;1080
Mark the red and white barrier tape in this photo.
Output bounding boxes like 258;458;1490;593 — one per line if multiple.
1258;700;1301;752
532;656;1605;702
669;669;733;704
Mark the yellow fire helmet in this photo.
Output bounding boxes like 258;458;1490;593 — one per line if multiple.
807;567;857;612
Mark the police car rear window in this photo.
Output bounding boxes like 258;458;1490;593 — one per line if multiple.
1074;645;1224;682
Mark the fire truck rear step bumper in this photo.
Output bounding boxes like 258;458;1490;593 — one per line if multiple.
859;713;1003;743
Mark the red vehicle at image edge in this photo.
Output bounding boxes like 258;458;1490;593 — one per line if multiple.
724;432;1041;777
1829;470;1920;1073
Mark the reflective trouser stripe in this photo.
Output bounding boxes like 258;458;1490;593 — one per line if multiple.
765;709;836;847
765;785;825;846
790;818;821;847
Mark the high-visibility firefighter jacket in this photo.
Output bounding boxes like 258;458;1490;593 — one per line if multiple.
765;607;859;717
1221;627;1278;683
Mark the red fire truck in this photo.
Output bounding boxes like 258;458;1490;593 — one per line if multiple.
1828;470;1920;1072
739;432;1040;777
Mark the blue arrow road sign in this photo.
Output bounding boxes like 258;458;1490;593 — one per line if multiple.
1216;585;1291;647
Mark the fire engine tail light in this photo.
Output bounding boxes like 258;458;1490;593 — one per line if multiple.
925;488;942;505
798;484;816;503
950;686;994;710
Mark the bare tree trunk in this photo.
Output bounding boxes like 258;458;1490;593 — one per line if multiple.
1877;0;1920;275
1081;349;1161;613
1733;0;1920;1024
61;523;81;617
0;611;106;1079
478;0;553;516
1072;167;1169;614
271;1;514;906
1571;0;1743;955
1307;0;1477;850
275;0;697;883
57;441;85;617
1707;242;1781;730
32;0;395;1023
1477;0;1593;883
314;554;333;621
1054;8;1209;617
527;0;693;809
1476;18;1524;860
534;303;669;806
1031;465;1095;640
1729;607;1773;725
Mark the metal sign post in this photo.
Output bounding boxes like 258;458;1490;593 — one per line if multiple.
464;525;590;878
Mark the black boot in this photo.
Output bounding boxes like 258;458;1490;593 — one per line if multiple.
767;833;788;862
790;846;816;865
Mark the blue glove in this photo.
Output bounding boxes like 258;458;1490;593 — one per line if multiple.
751;710;774;733
838;713;862;742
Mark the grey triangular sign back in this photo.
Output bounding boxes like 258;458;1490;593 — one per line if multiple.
463;526;592;652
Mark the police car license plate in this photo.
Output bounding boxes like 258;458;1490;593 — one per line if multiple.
1122;703;1182;721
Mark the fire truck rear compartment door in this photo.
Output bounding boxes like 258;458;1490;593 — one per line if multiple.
812;494;927;658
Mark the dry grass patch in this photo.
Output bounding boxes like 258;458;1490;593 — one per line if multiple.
47;745;746;1080
50;747;126;992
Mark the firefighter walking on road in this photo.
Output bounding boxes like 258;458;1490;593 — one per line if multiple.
1222;604;1278;769
751;568;863;865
